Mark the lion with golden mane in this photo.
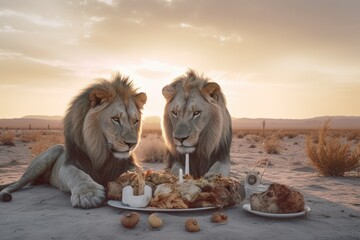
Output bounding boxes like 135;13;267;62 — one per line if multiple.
0;74;147;208
162;70;232;178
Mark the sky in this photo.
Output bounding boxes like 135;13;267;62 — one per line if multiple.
1;0;360;119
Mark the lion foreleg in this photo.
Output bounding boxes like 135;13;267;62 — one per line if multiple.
0;144;64;202
58;164;105;208
205;160;231;178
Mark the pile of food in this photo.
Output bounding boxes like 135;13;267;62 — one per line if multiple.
107;169;245;209
249;183;305;213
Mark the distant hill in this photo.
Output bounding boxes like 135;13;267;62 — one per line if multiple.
22;115;63;120
0;115;64;129
0;115;359;130
142;115;360;130
232;116;360;129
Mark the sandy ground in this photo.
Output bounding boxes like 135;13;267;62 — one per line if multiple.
0;133;360;240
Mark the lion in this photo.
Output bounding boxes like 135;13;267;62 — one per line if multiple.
0;74;147;208
162;70;232;178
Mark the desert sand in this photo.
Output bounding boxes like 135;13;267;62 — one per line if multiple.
0;132;359;240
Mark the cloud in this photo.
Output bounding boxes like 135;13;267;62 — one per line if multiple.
1;0;360;119
0;23;23;32
178;22;203;31
169;22;242;46
83;16;105;38
0;9;66;28
0;57;72;86
126;18;143;25
96;0;115;6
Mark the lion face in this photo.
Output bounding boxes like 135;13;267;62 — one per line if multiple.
165;88;216;154
98;98;142;159
82;82;147;164
162;70;228;158
161;70;232;177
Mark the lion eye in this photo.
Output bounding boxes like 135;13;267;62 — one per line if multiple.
193;111;201;117
111;117;120;124
171;111;178;118
134;119;139;125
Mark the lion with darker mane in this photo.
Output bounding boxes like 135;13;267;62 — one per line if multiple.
0;74;147;208
162;70;232;178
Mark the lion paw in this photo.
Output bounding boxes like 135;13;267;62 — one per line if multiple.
70;182;105;209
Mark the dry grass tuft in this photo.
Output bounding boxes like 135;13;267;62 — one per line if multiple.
279;130;299;139
0;131;16;146
306;120;360;177
21;131;42;143
346;130;360;143
29;132;64;156
135;134;167;163
263;135;281;154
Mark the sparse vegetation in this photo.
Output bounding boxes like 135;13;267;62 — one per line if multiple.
249;134;262;143
306;120;360;177
346;130;360;143
236;132;246;139
142;129;162;138
21;131;42;143
29;132;64;156
262;120;266;138
0;131;16;146
135;134;167;163
279;130;299;139
263;135;281;154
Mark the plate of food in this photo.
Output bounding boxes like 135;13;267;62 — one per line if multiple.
107;168;245;211
242;204;311;218
243;183;311;218
108;200;217;212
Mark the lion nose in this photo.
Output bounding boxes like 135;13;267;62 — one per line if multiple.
124;141;137;149
174;136;188;144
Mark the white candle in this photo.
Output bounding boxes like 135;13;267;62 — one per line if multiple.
185;154;189;175
179;169;184;184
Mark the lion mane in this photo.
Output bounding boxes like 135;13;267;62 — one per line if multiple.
0;74;147;208
63;74;146;185
162;70;232;178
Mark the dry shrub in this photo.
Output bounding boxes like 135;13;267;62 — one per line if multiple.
30;133;64;156
233;130;248;139
263;136;281;154
280;130;299;139
142;129;162;138
306;120;360;176
0;131;16;146
248;134;262;143
236;132;246;139
135;134;166;163
21;131;42;143
346;130;360;143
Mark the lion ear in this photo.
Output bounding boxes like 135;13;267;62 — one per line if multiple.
89;88;109;108
202;82;220;102
134;92;147;109
162;84;176;102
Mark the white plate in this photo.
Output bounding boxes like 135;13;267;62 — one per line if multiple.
242;204;311;218
108;200;217;212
